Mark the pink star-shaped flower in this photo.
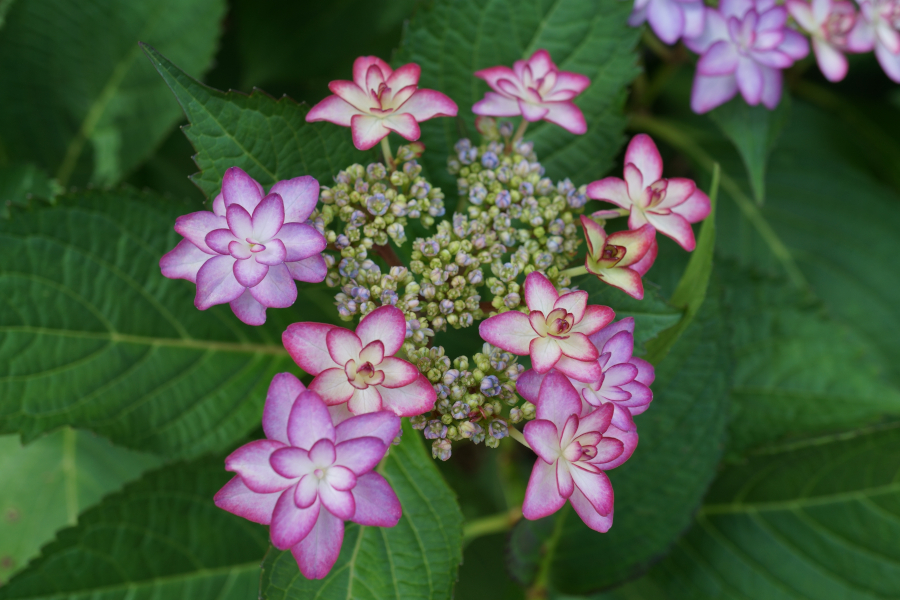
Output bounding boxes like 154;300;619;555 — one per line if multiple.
587;134;710;251
788;0;859;82
478;272;614;381
283;306;436;416
160;167;327;325
306;56;458;151
214;373;402;579
521;371;638;532
516;318;656;432
581;216;657;300
472;49;590;134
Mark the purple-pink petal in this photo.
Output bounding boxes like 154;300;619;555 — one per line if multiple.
205;229;237;255
356;305;407;357
248;263;297;308
542;101;587;135
222;167;264;213
226;203;253;240
625;134;664;185
230;289;267;325
522;458;566;519
283;322;339;375
173;211;225;254
472;91;522;117
270;489;320;550
269;447;313;479
690;72;739;113
277;223;326;262
478;310;535;355
569;486;614;533
255;238;287;266
523;419;561;464
310;368;357;405
326;327;363;366
225;439;293;494
286;254;327;283
592;425;638;470
269;175;320;224
214;476;279;525
195;254;243;309
263;373;306;444
288;390;336;450
554;355;604;383
335;437;387;474
251;193;285;241
318;483;355;520
535;371;583;430
377;374;437;416
379;357;420;388
570;465;614;515
335;411;401;445
233;257;269;288
291;507;344;580
351;472;402;527
160;239;210;283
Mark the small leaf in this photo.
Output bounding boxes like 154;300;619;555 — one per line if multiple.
0;428;160;584
0;458;269;600
260;420;464;600
142;44;366;199
396;0;641;189
708;94;790;205
0;0;225;187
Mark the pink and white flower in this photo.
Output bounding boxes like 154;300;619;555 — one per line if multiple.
283;306;436;416
587;134;711;251
846;0;900;81
629;0;706;44
306;56;458;151
517;318;656;431
472;49;591;135
520;371;638;532
581;216;657;300
214;374;402;579
684;0;809;112
788;0;860;81
160;167;327;325
478;272;614;381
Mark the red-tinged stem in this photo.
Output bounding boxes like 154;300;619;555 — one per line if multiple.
511;118;529;144
508;426;532;450
373;243;404;268
380;137;395;170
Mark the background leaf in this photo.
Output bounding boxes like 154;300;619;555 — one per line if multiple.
0;428;160;584
0;188;330;458
0;164;60;219
260;420;464;600
396;0;641;190
0;458;269;600
143;45;366;200
0;0;225;187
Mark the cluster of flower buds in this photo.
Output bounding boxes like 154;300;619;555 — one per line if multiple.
631;0;900;112
408;343;529;460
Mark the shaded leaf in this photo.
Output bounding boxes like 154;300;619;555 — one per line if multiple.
396;0;641;189
260;420;464;600
0;164;60;219
0;428;160;584
0;458;268;600
0;0;225;187
143;44;366;200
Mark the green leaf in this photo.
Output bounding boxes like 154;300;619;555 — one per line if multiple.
0;428;160;584
396;0;640;189
0;457;269;600
142;45;366;200
260;420;464;600
0;0;225;187
580;279;682;355
708;94;790;205
0;164;60;219
720;262;900;456
644;165;719;366
598;423;900;599
0;188;320;458
514;285;731;594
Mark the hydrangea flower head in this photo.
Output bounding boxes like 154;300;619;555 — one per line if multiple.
160;167;327;325
472;49;591;134
580;217;657;300
587;134;710;251
283;306;436;416
629;0;706;44
846;0;900;81
521;371;638;532
685;0;809;112
214;373;402;579
517;318;656;431
787;0;859;81
306;56;458;150
479;272;614;381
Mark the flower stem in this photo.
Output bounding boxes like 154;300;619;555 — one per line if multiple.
372;243;404;268
559;265;588;279
462;506;523;543
508;426;532;450
512;119;529;144
380;137;395;170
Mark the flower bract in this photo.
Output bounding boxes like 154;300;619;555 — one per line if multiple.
214;374;402;579
629;0;706;44
160;167;327;325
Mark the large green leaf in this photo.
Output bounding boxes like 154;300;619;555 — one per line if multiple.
396;0;641;189
143;45;366;200
0;188;325;458
720;262;900;456
599;423;900;599
0;458;268;600
0;0;225;187
260;421;464;600
510;285;732;594
0;428;160;584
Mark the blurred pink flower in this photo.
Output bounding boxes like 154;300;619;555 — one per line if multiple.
520;372;638;532
580;216;657;300
283;306;436;416
472;49;591;134
847;0;900;81
160;167;326;325
788;0;859;81
214;374;401;579
684;0;809;112
587;134;710;251
479;272;614;381
629;0;706;44
306;56;458;150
